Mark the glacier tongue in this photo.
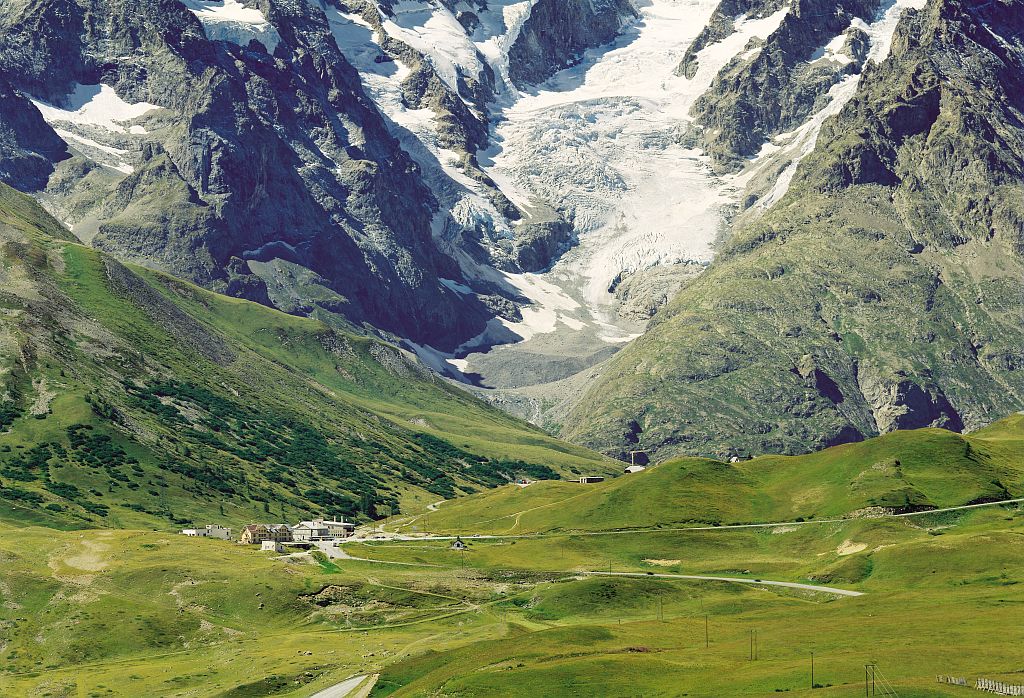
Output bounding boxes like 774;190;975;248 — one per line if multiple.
482;0;776;327
315;0;927;390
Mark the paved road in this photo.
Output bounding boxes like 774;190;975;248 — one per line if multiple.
578;571;864;597
309;673;379;698
354;496;1024;544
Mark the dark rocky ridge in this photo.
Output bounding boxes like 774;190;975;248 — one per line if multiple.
0;0;642;351
688;0;885;169
676;0;789;79
508;0;639;87
0;0;492;351
0;79;69;191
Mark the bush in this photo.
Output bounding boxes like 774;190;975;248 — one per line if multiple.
0;486;43;504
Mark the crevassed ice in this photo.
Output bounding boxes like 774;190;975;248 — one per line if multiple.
182;0;281;52
484;0;782;323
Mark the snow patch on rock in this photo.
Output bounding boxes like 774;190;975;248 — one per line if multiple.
31;84;159;134
471;0;541;96
51;129;134;174
752;0;930;209
30;84;162;174
378;0;484;98
324;1;520;287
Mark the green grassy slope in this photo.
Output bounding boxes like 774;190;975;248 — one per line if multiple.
363;503;1024;697
0;183;612;531
0;523;518;696
418;415;1024;534
2;415;1022;696
4;482;1022;696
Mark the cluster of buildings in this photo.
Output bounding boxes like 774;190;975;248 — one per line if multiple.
180;518;355;552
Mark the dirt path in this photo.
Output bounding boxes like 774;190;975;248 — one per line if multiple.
366;496;1024;543
578;571;864;597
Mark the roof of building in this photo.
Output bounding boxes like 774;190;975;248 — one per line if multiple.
295;520;353;529
243;523;291;532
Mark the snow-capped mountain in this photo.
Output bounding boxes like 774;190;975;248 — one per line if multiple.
1;0;1021;458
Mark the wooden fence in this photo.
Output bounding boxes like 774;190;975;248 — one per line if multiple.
975;678;1024;696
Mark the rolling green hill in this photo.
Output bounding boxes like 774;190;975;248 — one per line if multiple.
418;414;1024;534
0;184;612;531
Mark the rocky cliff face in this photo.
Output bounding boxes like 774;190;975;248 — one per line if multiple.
0;0;497;349
562;0;1024;460
0;0;640;354
508;0;638;86
0;79;69;191
690;0;884;168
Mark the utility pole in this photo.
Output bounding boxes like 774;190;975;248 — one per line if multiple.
811;651;815;689
864;664;876;696
705;614;709;648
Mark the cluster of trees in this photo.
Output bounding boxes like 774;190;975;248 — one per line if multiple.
0;443;59;482
0;402;20;430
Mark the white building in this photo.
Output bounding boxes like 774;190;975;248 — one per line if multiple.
180;524;232;540
624;465;646;474
261;540;285;553
292;519;355;542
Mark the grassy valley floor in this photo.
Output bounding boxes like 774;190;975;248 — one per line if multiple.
2;457;1022;695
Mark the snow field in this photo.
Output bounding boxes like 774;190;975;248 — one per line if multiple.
31;83;162;174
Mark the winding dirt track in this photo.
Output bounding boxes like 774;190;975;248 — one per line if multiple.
578;571;864;597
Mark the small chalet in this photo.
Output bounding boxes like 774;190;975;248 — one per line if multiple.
579;476;605;484
451;537;467;551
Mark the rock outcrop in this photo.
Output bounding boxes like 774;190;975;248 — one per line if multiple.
0;79;69;191
508;0;638;86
